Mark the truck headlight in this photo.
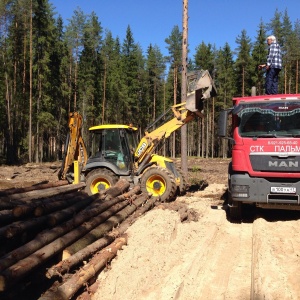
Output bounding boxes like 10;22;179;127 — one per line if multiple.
231;185;249;198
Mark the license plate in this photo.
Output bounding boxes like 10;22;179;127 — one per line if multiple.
271;187;296;194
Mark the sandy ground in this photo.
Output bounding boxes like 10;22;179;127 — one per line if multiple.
92;160;300;300
1;158;300;299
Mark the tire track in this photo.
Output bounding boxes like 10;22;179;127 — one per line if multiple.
174;206;253;300
251;211;300;300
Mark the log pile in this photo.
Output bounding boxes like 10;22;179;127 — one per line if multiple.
0;179;157;299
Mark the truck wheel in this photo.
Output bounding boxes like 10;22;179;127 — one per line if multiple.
228;192;242;222
229;201;242;221
177;169;187;195
140;166;177;202
85;169;118;195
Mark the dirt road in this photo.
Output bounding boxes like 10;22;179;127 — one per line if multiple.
93;184;300;300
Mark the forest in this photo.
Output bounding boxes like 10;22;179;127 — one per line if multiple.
0;1;300;164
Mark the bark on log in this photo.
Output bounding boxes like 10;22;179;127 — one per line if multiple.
0;194;120;273
34;196;87;217
3;194;96;239
0;182;85;203
61;199;129;260
0;199;27;210
63;195;138;255
12;204;37;218
12;190;87;218
47;193;149;278
157;202;191;222
46;197;93;227
63;185;141;256
77;280;99;300
4;215;49;239
39;236;127;300
0;200;129;291
98;178;130;200
0;209;14;225
0;180;68;197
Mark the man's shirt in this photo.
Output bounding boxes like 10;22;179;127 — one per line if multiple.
267;42;282;69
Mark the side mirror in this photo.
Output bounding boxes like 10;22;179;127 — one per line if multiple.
218;110;229;137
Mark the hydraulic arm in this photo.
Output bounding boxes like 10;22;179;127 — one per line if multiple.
134;69;217;166
58;112;88;181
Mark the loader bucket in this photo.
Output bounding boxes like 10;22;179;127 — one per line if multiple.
185;70;217;112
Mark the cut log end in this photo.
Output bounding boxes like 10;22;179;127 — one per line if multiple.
62;249;72;261
0;275;6;292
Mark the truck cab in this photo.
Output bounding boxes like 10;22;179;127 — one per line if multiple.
219;94;300;220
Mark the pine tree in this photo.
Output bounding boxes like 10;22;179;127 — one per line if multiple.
215;44;236;107
194;42;215;74
215;43;236;158
145;44;166;122
50;16;70;160
165;25;182;157
251;20;267;95
165;25;182;106
100;30;114;124
0;1;13;161
293;20;300;93
1;0;31;163
78;11;102;139
235;29;253;96
282;9;295;93
32;0;57;162
267;9;283;44
194;41;217;158
65;7;86;111
106;35;126;124
120;25;145;125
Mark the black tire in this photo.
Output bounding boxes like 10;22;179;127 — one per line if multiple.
177;169;187;195
85;169;118;195
229;201;242;221
140;166;177;202
228;191;242;222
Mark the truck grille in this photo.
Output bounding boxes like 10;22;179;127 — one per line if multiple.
250;154;300;172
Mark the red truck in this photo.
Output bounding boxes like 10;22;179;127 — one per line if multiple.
218;94;300;221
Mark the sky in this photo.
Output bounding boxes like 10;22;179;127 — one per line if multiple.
50;0;300;58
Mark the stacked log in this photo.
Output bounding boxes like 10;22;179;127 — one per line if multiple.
62;185;142;259
46;193;158;279
0;178;155;300
40;236;128;300
0;180;68;197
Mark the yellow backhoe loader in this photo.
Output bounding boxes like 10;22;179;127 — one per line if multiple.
58;70;216;201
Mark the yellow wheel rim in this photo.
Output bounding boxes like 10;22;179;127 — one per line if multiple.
90;178;111;194
145;174;166;196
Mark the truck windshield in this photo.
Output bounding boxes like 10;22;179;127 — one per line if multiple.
237;101;300;137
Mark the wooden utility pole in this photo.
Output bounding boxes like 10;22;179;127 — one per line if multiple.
181;0;188;174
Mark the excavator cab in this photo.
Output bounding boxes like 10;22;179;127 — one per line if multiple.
88;125;138;172
82;125;138;195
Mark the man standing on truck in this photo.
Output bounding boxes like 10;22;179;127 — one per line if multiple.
258;35;282;95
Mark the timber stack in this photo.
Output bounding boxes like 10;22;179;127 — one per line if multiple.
0;179;157;299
